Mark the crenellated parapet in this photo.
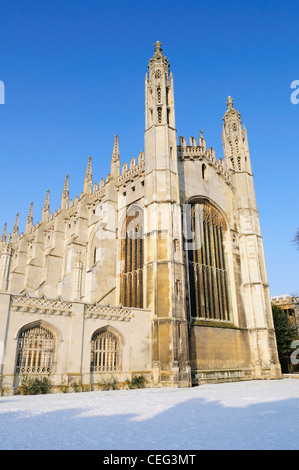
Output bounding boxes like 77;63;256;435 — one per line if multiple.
178;133;232;185
87;182;106;207
118;152;145;187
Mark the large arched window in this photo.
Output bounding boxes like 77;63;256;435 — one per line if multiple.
16;323;55;374
120;205;144;308
188;199;230;321
90;328;119;372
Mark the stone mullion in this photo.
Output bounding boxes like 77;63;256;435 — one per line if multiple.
204;215;213;319
132;234;137;307
188;209;196;318
210;220;219;320
219;227;229;321
220;227;229;321
214;221;223;320
199;207;207;318
207;218;216;319
215;225;224;320
202;217;209;318
196;204;205;318
193;208;200;317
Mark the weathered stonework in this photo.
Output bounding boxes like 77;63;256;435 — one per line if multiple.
0;42;281;394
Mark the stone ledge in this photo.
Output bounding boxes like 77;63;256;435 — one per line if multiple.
191;319;246;330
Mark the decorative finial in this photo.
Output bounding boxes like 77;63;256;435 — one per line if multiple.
154;41;162;54
226;96;234;110
224;95;241;121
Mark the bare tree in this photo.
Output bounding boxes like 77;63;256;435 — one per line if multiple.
293;228;299;249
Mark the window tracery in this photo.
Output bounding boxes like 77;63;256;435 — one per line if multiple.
16;324;55;374
188;200;230;321
121;206;144;308
90;329;119;372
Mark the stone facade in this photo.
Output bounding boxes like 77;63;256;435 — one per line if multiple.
272;295;299;330
0;42;281;394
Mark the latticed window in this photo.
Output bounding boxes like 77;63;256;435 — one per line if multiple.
90;329;119;372
157;107;162;123
188;200;230;321
121;206;144;308
157;87;162;104
16;324;54;374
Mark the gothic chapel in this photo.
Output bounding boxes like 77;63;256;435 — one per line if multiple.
0;42;281;393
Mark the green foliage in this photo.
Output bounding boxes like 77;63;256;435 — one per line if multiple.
18;376;52;395
69;382;91;393
126;375;146;389
272;304;298;358
97;377;119;391
70;382;81;393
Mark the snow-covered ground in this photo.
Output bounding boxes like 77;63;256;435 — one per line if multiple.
1;378;299;450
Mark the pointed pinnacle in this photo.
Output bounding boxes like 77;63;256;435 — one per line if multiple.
112;135;120;161
1;222;7;242
84;156;92;183
12;213;19;234
26;202;33;230
226;96;234;109
43;189;50;213
62;174;69;199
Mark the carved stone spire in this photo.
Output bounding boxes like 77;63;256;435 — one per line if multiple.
224;96;241;121
222;96;251;174
154;40;162;54
148;41;169;69
12;213;19;234
111;135;120;179
42;190;50;221
145;41;174;130
199;129;206;150
26;202;33;232
61;174;69;209
84;156;92;193
1;222;7;243
112;135;120;162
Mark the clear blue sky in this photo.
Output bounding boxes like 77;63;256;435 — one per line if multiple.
0;0;298;296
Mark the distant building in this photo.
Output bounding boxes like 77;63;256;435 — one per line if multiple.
0;42;281;395
272;295;299;329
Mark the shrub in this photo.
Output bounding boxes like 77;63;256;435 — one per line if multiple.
97;377;119;391
126;375;146;389
70;382;81;393
18;376;52;395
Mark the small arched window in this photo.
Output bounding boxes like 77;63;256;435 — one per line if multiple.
16;323;55;375
202;163;206;180
187;199;230;321
90;328;119;373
